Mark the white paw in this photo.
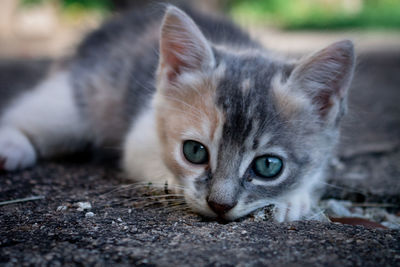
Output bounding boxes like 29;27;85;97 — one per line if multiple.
0;127;37;171
274;193;312;222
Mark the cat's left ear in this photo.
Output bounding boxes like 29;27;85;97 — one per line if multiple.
158;6;215;82
288;40;355;124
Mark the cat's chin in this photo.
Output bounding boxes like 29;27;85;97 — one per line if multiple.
218;212;249;222
183;194;218;219
183;193;258;221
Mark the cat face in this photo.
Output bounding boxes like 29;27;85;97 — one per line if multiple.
154;6;354;220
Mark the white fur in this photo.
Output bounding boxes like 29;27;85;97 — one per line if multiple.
274;192;312;222
273;166;325;222
240;78;252;93
184;183;216;218
226;198;274;221
0;71;88;170
0;127;36;170
122;108;175;185
176;71;205;92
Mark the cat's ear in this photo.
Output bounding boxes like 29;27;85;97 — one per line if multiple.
288;40;355;123
158;6;215;82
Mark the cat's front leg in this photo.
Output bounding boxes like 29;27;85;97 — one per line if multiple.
274;191;313;222
0;71;88;171
0;127;36;171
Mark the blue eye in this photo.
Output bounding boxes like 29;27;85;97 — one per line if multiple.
253;155;283;179
183;140;209;164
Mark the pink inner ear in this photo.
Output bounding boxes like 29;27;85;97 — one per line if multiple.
314;90;334;118
312;54;352;118
163;42;188;81
159;7;214;83
292;40;355;119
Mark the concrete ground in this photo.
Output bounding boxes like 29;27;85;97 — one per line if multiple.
0;43;400;265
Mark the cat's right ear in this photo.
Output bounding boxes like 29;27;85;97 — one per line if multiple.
158;6;215;82
287;40;355;125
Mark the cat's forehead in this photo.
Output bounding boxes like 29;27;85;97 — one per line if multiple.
213;51;291;146
214;50;286;84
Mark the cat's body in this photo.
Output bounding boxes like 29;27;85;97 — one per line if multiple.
0;5;355;222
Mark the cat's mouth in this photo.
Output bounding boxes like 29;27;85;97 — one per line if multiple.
183;190;272;221
190;199;276;222
187;201;250;222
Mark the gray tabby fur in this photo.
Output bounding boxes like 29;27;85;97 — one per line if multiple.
0;4;355;222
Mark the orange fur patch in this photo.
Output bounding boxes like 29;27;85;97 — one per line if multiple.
155;73;223;178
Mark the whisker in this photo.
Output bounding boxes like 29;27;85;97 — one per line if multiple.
99;196;185;208
161;106;205;123
162;95;204;116
134;198;187;208
317;181;366;195
305;208;327;221
99;182;186;197
113;194;185;202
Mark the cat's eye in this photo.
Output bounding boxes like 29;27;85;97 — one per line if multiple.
252;155;283;179
183;140;209;164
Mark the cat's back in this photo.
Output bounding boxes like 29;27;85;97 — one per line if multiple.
69;5;258;146
70;7;163;145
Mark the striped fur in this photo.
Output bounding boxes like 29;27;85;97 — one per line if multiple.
0;5;355;222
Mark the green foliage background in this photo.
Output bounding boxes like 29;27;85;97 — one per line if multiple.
228;0;400;29
21;0;112;13
20;0;400;29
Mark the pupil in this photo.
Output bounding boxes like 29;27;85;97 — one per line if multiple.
193;145;199;154
265;158;270;167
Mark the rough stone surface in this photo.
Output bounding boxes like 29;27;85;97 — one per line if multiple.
1;162;399;266
0;52;400;266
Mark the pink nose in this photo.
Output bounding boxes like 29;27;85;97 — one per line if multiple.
207;200;236;215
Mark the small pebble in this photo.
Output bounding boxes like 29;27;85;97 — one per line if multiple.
56;206;67;212
85;212;95;218
76;202;92;211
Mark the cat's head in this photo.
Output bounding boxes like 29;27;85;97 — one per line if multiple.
154;6;355;220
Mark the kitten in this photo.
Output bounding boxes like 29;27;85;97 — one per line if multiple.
0;5;355;222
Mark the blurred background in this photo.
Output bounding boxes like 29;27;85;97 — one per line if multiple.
0;0;400;58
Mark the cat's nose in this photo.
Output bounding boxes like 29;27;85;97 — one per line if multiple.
207;199;236;215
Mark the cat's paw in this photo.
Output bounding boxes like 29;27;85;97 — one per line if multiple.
274;193;312;222
0;127;37;171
